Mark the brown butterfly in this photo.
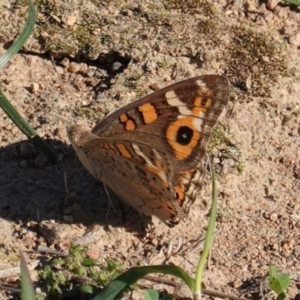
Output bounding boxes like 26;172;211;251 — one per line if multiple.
68;75;229;226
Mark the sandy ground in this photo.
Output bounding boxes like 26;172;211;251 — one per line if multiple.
0;0;300;299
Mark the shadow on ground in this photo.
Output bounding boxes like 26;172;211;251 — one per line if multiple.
0;139;151;233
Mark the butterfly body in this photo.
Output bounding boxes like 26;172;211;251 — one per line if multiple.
68;75;229;226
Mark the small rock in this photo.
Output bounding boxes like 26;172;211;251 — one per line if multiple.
269;213;278;222
60;57;70;68
55;66;64;75
221;158;235;174
20;160;30;168
87;246;100;259
30;82;40;94
20;142;37;158
34;153;49;168
111;61;123;72
4;124;12;131
287;285;298;299
68;62;82;73
151;238;158;246
86;69;96;78
61;14;77;26
212;157;221;164
149;82;160;91
53;127;64;139
266;0;279;10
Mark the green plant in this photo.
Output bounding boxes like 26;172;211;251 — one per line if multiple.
268;265;290;300
37;244;123;299
0;0;58;160
282;0;300;6
20;251;35;300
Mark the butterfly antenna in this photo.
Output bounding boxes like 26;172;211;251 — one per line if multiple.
63;171;69;205
103;183;117;216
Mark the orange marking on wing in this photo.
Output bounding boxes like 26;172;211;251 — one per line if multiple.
193;96;212;116
119;114;128;123
115;143;132;158
103;143;116;154
125;119;136;131
145;160;168;188
145;164;160;177
192;86;214;115
175;169;195;206
138;103;158;124
119;114;136;131
166;117;200;160
175;184;185;205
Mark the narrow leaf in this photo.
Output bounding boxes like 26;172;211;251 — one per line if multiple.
282;0;300;6
194;163;217;298
92;265;194;300
0;0;36;68
20;251;35;300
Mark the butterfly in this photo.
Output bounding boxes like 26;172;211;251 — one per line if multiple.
68;75;229;227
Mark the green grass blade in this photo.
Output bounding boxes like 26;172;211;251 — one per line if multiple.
0;91;58;160
0;0;58;161
20;251;35;300
0;90;37;137
31;135;59;161
92;265;194;300
0;0;37;136
282;0;300;5
0;0;36;68
193;163;217;299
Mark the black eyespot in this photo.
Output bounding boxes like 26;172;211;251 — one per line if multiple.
176;126;193;145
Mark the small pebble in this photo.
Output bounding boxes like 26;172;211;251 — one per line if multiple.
111;61;123;72
19;160;29;168
266;0;279;10
20;142;37;158
60;57;70;68
34;153;49;168
68;62;82;73
61;14;77;26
